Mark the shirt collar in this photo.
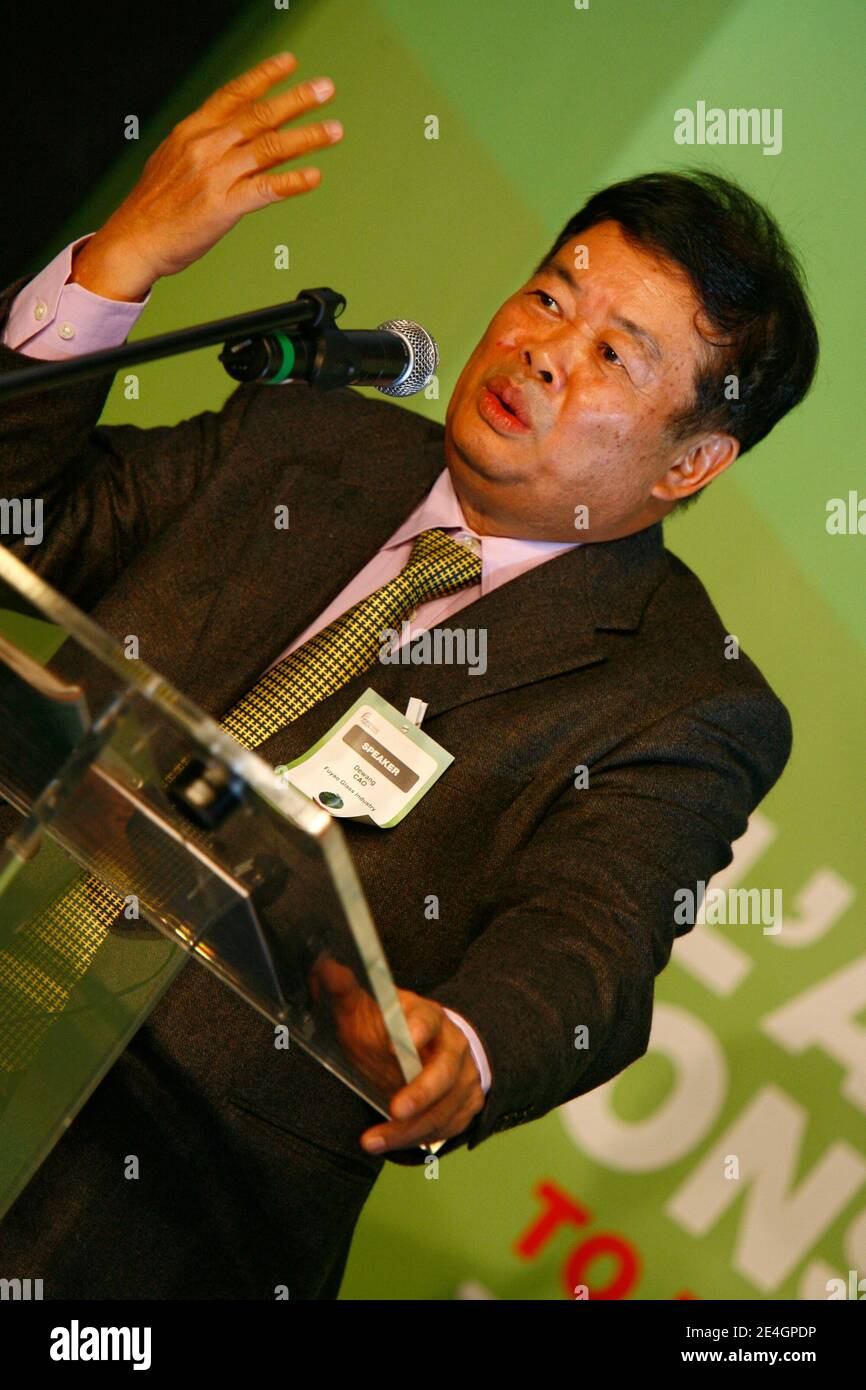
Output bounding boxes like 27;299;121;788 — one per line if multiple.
384;467;582;598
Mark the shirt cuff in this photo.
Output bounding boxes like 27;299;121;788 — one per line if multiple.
443;1008;492;1094
3;233;152;360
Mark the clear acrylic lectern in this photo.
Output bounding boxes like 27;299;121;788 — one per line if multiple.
0;543;421;1217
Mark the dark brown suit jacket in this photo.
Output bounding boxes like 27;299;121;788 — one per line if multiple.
0;271;792;1298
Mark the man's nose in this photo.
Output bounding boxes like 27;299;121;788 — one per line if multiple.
519;323;592;391
519;337;571;390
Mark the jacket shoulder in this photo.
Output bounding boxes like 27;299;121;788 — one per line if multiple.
234;377;442;453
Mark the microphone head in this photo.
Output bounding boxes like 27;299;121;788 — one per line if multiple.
375;319;439;396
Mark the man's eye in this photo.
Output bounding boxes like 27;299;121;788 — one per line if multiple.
528;289;560;313
600;342;625;368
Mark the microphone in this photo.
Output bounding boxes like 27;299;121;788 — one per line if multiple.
219;319;439;397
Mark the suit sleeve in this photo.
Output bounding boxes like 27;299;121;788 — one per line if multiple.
0;270;260;611
395;684;792;1163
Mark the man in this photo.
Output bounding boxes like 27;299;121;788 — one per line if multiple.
0;52;818;1298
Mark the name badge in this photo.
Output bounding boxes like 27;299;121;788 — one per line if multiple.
274;688;453;828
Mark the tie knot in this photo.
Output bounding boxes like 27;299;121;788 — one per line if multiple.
402;527;482;600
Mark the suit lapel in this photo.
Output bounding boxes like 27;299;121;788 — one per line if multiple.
179;411;449;718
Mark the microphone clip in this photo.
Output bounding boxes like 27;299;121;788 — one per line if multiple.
219;286;352;388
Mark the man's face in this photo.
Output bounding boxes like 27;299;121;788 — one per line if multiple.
444;220;728;542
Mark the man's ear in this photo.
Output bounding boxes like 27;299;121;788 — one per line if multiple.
651;433;740;503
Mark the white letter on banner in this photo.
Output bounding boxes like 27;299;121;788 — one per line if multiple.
666;1084;866;1291
560;1003;726;1170
768;868;854;947
672;813;776;995
762;955;866;1111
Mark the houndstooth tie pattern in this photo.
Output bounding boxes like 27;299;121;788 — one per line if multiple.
0;529;482;1070
220;526;481;744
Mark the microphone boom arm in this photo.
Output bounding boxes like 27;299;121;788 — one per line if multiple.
0;287;348;404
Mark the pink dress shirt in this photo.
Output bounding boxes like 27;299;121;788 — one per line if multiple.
4;234;584;1098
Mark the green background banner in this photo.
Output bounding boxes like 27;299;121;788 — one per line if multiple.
33;0;865;1298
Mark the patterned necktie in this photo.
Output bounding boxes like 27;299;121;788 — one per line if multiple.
220;526;482;745
0;528;482;1070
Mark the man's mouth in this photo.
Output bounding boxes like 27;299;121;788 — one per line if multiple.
478;377;532;433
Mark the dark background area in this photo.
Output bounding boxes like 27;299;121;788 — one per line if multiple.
0;0;251;284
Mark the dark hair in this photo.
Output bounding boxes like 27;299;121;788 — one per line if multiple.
534;168;819;508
